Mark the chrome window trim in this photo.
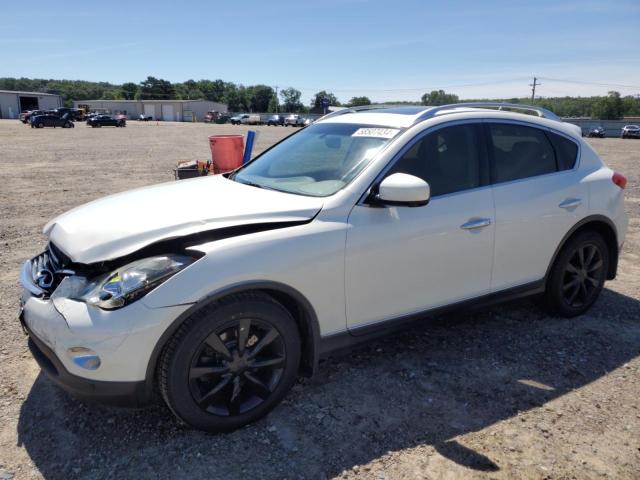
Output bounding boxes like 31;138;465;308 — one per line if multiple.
356;117;582;206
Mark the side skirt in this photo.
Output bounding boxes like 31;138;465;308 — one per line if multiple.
319;280;545;357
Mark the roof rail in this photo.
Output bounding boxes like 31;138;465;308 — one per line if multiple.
319;104;427;121
414;102;561;124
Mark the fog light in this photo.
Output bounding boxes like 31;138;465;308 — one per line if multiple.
67;347;101;370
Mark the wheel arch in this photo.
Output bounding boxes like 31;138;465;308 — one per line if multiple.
545;215;619;282
144;281;321;398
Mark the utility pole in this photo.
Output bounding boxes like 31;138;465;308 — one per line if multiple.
274;85;279;113
530;77;541;103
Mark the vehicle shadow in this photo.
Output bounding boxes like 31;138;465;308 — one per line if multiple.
16;288;640;479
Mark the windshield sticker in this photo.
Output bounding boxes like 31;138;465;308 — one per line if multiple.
352;128;399;139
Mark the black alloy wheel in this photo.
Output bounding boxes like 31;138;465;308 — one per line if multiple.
159;292;301;431
543;230;609;317
560;243;604;308
188;317;286;417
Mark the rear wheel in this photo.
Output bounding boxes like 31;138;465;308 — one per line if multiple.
543;231;609;317
159;293;301;432
36;122;44;128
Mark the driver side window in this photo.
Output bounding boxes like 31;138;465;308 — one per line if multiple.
388;123;484;197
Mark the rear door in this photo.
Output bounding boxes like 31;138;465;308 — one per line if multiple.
345;122;495;330
487;122;585;291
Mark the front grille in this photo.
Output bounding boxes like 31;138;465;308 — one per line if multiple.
29;243;72;295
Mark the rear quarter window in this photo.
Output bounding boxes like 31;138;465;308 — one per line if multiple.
547;131;578;171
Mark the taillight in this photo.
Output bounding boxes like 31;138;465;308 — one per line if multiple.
612;171;627;189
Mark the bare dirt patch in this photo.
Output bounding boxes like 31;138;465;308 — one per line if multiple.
0;121;638;479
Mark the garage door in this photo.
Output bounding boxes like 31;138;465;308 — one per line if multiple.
162;104;174;121
144;104;155;119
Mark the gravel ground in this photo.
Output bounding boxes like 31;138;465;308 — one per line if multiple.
0;120;638;480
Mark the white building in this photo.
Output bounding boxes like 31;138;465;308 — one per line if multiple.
0;90;63;119
72;99;227;122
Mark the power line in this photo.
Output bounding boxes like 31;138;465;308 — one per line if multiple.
538;77;640;90
294;77;530;93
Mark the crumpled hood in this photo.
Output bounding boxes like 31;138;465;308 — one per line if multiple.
44;175;323;264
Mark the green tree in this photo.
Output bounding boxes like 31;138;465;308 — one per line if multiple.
196;79;226;102
267;95;279;113
223;84;250;111
421;90;459;106
591;91;624;120
348;96;371;107
280;87;303;112
247;84;274;112
310;90;340;113
120;82;138;100
622;95;640;117
139;76;176;100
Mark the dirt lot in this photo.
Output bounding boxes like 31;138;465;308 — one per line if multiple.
0;119;638;480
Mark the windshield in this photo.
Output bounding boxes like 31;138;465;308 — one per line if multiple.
233;123;400;197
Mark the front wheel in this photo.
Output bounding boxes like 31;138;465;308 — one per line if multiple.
542;231;609;317
159;293;301;432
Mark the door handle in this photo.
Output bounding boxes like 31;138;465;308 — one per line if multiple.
460;218;492;230
558;198;582;210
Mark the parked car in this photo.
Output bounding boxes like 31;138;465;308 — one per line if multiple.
230;114;262;125
586;126;606;138
203;111;221;123
20;110;44;124
87;114;126;127
137;114;152;121
266;114;285;126
284;114;304;126
51;108;85;121
19;103;627;432
303;117;314;126
620;125;640;139
30;113;74;128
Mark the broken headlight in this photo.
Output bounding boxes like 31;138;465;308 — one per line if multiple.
79;255;195;310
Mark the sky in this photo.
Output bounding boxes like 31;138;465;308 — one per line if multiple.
2;0;639;104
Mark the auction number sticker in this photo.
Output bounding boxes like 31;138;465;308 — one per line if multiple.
352;128;399;139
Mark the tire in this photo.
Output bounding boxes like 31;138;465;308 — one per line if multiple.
542;230;609;317
36;122;43;128
159;292;301;432
64;122;72;128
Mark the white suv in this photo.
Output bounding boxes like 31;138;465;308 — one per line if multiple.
19;103;628;431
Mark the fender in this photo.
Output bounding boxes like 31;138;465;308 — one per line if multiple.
143;280;321;398
543;214;619;281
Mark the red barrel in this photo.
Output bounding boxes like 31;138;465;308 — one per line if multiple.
208;135;244;173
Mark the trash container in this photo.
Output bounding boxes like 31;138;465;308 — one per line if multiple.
208;135;244;173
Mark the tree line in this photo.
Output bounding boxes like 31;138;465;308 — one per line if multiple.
0;77;638;119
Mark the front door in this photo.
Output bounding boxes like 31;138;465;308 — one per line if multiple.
345;123;495;331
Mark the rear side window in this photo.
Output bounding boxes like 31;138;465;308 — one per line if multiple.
388;124;482;197
547;131;578;170
488;123;557;183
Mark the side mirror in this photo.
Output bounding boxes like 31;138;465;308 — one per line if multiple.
372;173;430;207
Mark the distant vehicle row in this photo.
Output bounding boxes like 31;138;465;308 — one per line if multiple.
20;108;84;124
230;113;314;126
583;125;640;138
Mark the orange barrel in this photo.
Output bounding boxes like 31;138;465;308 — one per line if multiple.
208;135;244;173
